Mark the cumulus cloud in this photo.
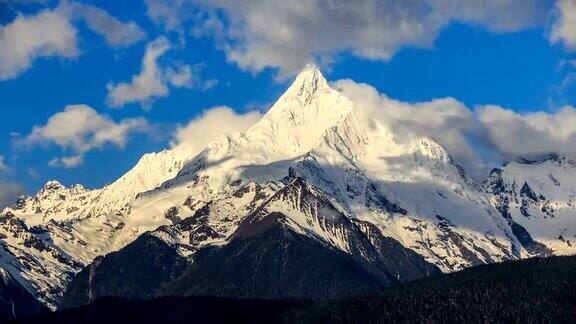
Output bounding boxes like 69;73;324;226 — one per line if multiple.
171;106;261;155
188;0;549;78
48;155;84;168
334;79;485;177
0;1;145;80
107;37;216;108
550;0;576;51
434;0;549;32
20;104;149;168
106;37;171;108
335;79;576;178
166;63;218;90
0;183;26;209
478;105;576;160
64;1;147;47
0;8;79;80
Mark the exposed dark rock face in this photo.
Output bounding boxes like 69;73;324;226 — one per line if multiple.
510;222;552;256
0;269;48;321
60;178;439;307
162;224;386;299
485;169;552;257
520;182;543;202
60;233;188;309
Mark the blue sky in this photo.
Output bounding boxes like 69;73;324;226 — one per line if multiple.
1;0;575;203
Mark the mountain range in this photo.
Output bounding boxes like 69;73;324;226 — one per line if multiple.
1;65;575;317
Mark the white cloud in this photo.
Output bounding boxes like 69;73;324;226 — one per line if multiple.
0;1;146;80
550;0;576;51
165;64;193;87
64;2;147;47
145;0;188;32
20;104;149;168
0;182;26;209
171;106;261;155
189;0;549;78
165;63;218;90
0;8;79;80
478;105;576;160
434;0;549;32
106;37;216;108
48;155;84;168
106;37;171;108
334;79;486;177
335;78;576;178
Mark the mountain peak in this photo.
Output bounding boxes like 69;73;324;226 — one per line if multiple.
296;63;323;79
245;63;352;158
285;64;330;100
42;180;64;192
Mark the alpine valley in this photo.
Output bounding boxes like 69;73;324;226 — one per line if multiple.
2;66;575;318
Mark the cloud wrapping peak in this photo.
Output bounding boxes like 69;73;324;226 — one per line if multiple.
190;0;549;78
20;104;149;168
171;106;261;156
478;105;576;160
334;79;485;177
335;79;576;178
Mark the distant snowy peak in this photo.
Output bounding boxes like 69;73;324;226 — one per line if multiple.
485;153;576;255
7;146;190;227
98;149;188;208
281;64;332;102
5;180;100;227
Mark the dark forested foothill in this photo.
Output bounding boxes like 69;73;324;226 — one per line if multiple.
22;255;576;323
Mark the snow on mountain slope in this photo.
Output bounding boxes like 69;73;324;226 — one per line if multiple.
133;65;520;272
115;64;356;248
95;149;188;212
288;104;520;271
0;212;82;307
0;147;190;308
5;181;100;227
485;155;576;255
6;149;188;228
0;65;555;308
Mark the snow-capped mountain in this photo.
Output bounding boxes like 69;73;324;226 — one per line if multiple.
0;149;190;307
0;65;572;310
485;154;576;255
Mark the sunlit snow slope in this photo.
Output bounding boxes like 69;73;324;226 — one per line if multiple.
0;65;570;309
